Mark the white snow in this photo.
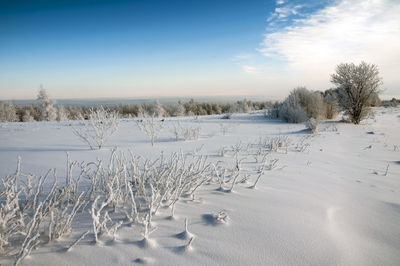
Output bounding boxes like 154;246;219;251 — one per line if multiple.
1;107;399;265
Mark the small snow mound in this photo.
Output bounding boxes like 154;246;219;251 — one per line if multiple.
137;237;157;249
174;218;194;240
173;237;194;254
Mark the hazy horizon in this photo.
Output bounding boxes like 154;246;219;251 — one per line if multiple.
1;0;399;100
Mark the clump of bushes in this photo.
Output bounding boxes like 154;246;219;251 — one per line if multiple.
276;87;331;123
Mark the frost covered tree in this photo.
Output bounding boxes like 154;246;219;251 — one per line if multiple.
235;99;252;113
37;87;57;121
56;105;68;122
331;62;382;124
175;101;186;116
137;104;146;117
0;101;18;122
152;100;165;117
22;110;35;122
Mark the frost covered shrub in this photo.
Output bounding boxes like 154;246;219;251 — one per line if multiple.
171;121;201;141
305;118;318;133
0;102;18;122
137;113;165;146
72;106;119;149
182;125;201;140
279;87;327;123
279;102;307;123
37;87;57;121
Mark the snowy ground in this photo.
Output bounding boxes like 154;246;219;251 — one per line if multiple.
1;107;399;266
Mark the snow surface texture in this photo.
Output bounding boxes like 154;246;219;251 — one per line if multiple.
0;107;399;266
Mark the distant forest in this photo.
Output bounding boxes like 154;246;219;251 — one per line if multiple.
0;90;397;123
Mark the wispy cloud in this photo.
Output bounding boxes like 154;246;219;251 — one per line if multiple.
276;0;285;5
242;65;261;74
274;4;302;19
260;0;400;94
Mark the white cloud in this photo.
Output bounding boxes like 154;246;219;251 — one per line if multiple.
260;0;400;96
267;2;305;23
242;65;261;74
274;4;302;18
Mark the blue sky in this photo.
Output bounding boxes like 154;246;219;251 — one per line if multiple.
1;0;399;100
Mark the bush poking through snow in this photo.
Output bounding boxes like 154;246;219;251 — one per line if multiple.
174;237;194;254
250;158;278;189
175;218;193;240
137;113;165;146
213;210;229;224
305;118;319;133
1;142;276;264
90;195;113;244
172;121;183;141
0;157;85;265
182;125;202;140
72;106;119;149
139;214;157;248
66;231;89;252
171;121;202;141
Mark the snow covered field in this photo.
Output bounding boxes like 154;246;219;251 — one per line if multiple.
1;107;399;266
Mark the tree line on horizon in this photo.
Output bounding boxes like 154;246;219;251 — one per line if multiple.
0;91;275;122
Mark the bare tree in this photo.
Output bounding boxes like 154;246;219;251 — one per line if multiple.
331;62;382;124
